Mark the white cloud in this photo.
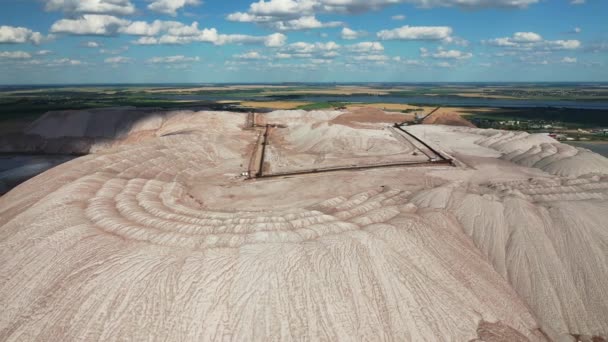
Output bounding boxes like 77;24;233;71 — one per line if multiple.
442;36;469;46
341;28;364;40
561;57;577;63
436;61;453;68
148;0;201;16
147;55;200;63
234;51;266;59
391;14;406;20
572;27;582;34
275;52;292;59
246;0;316;16
0;51;32;59
121;20;199;36
234;0;539;18
104;56;132;64
133;37;160;45
273;40;389;63
50;16;286;47
269;16;343;31
36;50;53;55
484;32;581;51
512;31;542;42
227;0;539;29
546;40;581;49
264;33;287;47
377;25;453;41
276;41;340;59
0;26;44;45
126;22;286;47
570;0;585;4
46;58;84;66
100;46;129;54
392;56;425;66
43;0;135;15
85;41;101;48
347;41;384;53
420;47;472;59
228;12;342;31
51;15;130;35
353;54;389;62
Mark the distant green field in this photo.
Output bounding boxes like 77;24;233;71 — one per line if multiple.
466;107;608;127
2;85;608;129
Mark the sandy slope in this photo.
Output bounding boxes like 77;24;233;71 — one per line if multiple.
1;110;607;341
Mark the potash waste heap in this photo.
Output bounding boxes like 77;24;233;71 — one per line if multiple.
1;107;607;341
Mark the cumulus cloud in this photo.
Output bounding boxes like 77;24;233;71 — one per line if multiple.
104;56;132;64
561;56;577;63
420;47;472;59
272;40;390;64
512;31;542;42
484;32;581;50
50;15;287;47
241;0;538;17
0;51;32;59
84;41;101;48
570;0;585;4
228;0;539;27
264;33;287;47
228;12;342;31
347;41;384;53
46;58;84;66
417;0;538;8
436;61;453;68
377;25;453;41
352;54;389;62
134;30;286;46
147;55;200;63
51;15;130;35
234;51;267;60
148;0;201;16
392;57;426;66
100;46;129;54
391;14;406;20
36;50;53;55
0;26;44;45
270;16;343;31
276;41;340;59
43;0;135;15
341;28;365;40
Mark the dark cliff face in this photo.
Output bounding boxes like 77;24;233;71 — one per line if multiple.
0;107;167;155
0;155;75;195
0;133;98;155
0;107;167;194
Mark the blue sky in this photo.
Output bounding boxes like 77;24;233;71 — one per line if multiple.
0;0;606;84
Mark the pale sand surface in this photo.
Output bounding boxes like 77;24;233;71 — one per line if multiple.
1;109;607;341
